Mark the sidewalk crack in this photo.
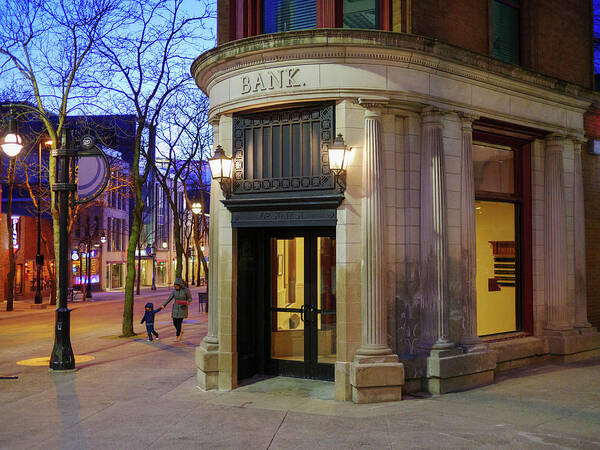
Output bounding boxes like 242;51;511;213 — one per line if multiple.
266;410;288;450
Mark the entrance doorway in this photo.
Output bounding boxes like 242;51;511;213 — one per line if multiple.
237;228;336;382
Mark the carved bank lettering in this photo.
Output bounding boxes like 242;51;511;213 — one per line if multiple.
241;68;303;94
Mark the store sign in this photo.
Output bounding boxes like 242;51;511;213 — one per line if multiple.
241;67;304;94
11;216;20;250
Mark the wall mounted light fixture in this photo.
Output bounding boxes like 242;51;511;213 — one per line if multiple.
324;133;351;192
208;145;233;198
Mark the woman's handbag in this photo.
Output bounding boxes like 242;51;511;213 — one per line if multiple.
176;300;187;306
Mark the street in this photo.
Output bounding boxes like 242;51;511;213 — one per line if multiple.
1;291;600;449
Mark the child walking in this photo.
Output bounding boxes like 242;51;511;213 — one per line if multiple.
141;302;164;341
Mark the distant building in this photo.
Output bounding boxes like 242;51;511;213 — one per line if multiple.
193;1;600;402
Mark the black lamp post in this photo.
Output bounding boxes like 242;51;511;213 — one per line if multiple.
49;130;76;371
148;244;156;291
86;236;93;299
1;106;24;312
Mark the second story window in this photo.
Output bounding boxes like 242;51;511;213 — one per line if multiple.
491;0;520;65
264;0;316;34
343;0;378;30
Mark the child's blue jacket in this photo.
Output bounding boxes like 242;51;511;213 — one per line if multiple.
141;307;162;324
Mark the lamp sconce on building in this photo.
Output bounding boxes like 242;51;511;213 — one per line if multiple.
208;145;233;198
324;133;351;192
100;232;107;244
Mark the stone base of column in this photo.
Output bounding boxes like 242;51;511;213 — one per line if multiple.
575;325;597;335
459;336;488;353
350;354;404;404
543;329;600;363
426;348;496;395
196;340;219;391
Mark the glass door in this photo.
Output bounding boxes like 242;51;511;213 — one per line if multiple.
268;230;336;379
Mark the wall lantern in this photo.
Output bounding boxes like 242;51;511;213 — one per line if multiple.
324;133;351;191
208;145;233;198
1;107;24;157
100;232;107;244
191;202;202;215
162;241;168;249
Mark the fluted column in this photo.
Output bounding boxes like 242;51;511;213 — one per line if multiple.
544;135;572;331
356;106;392;356
572;139;592;329
203;120;221;346
204;184;219;344
458;114;483;347
419;107;453;350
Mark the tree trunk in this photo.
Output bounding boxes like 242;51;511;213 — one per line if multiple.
5;160;16;311
122;131;145;337
136;239;141;295
173;211;184;280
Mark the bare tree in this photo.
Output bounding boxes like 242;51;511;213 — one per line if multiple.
94;0;213;336
0;0;124;305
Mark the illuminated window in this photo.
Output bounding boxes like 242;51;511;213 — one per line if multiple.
263;0;316;34
343;0;378;29
474;142;520;336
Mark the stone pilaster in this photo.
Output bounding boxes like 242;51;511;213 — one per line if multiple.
543;135;573;332
458;114;484;349
419;107;454;351
196;117;220;391
572;139;593;331
541;135;600;360
418;109;494;395
350;100;403;403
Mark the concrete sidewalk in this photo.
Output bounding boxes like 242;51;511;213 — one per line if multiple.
1;296;599;449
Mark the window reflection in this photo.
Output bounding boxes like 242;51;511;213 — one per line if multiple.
343;0;378;29
264;0;317;34
473;143;515;194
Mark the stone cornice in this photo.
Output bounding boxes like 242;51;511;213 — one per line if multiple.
191;29;598;110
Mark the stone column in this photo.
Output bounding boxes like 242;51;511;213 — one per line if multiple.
572;139;592;330
458;114;483;348
350;100;403;403
543;135;572;331
356;106;392;356
196;118;221;390
419;107;454;350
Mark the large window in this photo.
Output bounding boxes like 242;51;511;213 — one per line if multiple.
264;0;316;34
491;0;520;64
474;142;522;336
343;0;378;29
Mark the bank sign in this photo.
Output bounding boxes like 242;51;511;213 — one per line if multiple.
241;67;304;94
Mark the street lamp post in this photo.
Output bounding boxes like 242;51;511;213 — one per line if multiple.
1;106;24;312
49;131;76;371
86;235;93;299
150;245;156;290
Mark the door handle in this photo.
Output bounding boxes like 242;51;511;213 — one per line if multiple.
300;304;305;322
305;304;315;324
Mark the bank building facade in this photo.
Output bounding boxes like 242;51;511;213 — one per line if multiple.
193;1;600;403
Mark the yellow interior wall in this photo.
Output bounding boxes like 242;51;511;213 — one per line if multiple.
275;238;305;331
476;201;517;335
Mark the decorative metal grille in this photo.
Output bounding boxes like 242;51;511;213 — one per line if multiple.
232;104;334;194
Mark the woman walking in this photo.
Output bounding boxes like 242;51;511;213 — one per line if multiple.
163;278;192;341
